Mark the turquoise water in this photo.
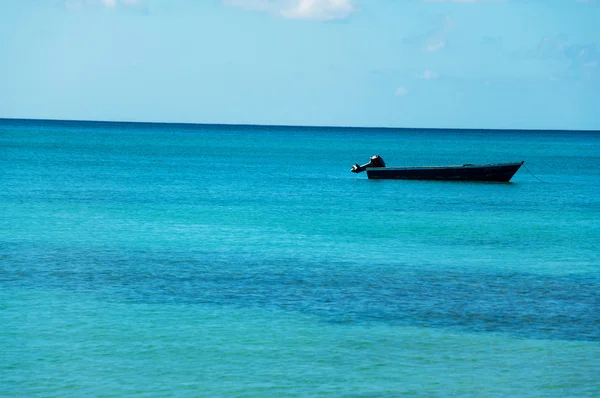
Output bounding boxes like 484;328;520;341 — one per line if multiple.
1;119;599;396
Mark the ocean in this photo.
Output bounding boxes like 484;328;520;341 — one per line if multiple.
1;119;599;397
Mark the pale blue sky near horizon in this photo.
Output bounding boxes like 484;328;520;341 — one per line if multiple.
1;0;599;130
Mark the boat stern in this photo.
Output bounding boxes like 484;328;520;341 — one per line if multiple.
351;155;386;173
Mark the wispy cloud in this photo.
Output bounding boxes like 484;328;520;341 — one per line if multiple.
424;16;454;53
512;34;600;82
103;0;143;6
402;15;455;53
417;69;439;79
424;40;445;53
224;0;355;21
395;86;408;96
64;0;146;9
282;0;354;20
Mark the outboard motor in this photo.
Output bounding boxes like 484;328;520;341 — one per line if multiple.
351;155;386;173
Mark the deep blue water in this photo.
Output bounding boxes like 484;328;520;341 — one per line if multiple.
1;119;599;396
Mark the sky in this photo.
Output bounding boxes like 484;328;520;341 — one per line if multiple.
1;0;599;130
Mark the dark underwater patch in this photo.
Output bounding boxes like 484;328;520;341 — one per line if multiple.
3;244;599;342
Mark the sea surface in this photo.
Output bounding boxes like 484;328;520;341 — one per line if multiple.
1;119;599;397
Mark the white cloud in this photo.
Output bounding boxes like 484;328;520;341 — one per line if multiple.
104;0;143;6
422;16;454;53
417;69;439;79
282;0;354;20
224;0;355;20
395;87;408;96
424;40;445;52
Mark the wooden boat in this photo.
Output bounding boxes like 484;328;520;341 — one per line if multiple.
351;155;524;182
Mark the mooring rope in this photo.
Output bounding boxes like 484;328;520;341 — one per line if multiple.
522;163;550;183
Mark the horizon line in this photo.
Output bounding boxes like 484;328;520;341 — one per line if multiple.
1;117;599;134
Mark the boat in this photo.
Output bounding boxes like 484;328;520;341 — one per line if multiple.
351;155;524;182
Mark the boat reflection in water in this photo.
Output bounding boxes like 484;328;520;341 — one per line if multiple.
351;155;524;182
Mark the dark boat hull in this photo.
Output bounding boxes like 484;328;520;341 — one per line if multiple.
365;161;524;182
